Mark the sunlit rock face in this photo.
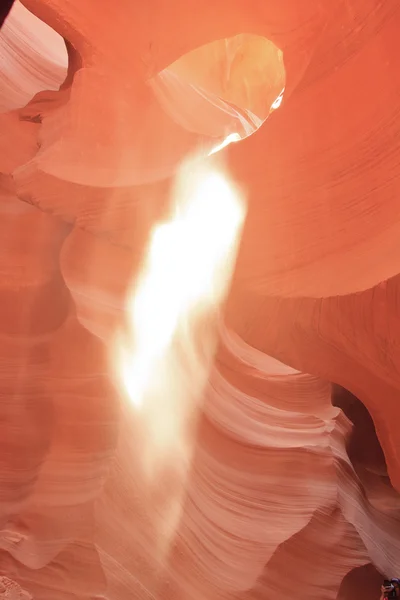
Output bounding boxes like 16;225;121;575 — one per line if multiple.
0;0;400;599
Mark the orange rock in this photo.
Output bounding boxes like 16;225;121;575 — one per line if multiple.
1;0;400;598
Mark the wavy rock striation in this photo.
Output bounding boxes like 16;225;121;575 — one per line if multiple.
0;0;399;599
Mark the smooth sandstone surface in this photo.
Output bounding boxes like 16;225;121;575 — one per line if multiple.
0;0;399;599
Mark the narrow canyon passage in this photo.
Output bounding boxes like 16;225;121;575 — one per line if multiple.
0;1;400;599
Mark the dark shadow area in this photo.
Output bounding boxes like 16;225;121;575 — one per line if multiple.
338;563;383;600
332;384;388;477
0;0;15;28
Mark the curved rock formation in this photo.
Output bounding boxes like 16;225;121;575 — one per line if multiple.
0;0;400;599
0;1;66;112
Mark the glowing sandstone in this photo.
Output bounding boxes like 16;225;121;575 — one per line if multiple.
0;1;66;112
0;0;399;599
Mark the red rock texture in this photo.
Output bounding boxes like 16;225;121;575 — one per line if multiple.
0;0;400;598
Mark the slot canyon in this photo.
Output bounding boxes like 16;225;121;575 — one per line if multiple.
0;0;400;598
